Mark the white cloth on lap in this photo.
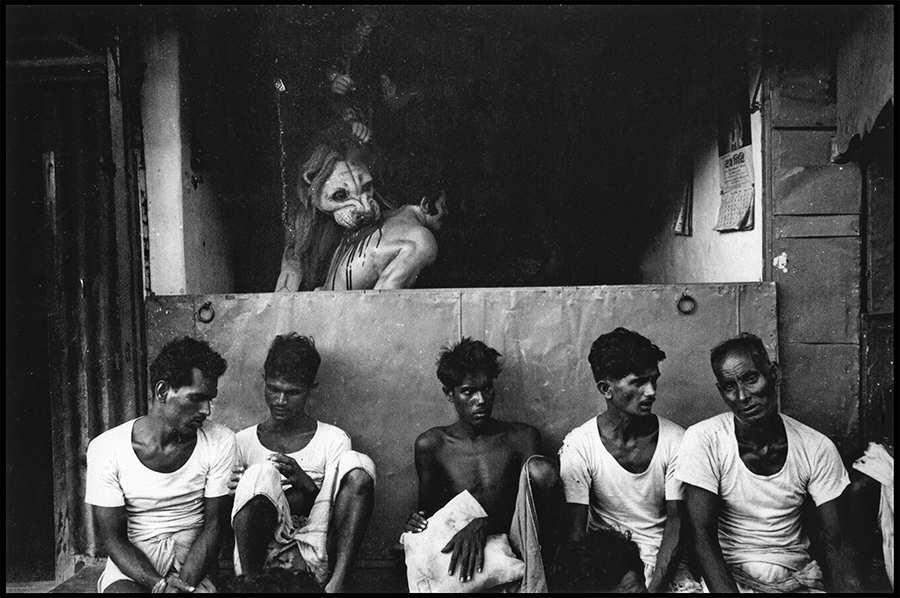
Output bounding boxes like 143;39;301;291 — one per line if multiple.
400;490;525;593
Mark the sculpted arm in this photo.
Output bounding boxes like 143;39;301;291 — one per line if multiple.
684;484;738;593
275;228;302;293
373;226;437;290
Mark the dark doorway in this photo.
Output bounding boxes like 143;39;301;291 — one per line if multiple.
5;88;55;582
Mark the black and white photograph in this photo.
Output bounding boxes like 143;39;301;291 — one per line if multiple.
6;3;894;594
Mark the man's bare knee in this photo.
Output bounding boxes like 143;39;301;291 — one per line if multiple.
339;468;375;498
526;455;560;490
234;495;276;526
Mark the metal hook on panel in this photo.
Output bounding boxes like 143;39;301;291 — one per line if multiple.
198;301;215;324
677;292;696;315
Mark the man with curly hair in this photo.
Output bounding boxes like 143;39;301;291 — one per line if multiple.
403;337;559;592
86;336;236;593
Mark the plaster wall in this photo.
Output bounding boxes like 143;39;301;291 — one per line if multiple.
142;30;186;295
141;29;234;296
639;36;764;284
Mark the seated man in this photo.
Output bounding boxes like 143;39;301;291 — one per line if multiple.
86;336;235;593
558;327;700;593
548;527;648;593
229;333;376;593
676;332;862;593
403;337;560;592
318;157;449;291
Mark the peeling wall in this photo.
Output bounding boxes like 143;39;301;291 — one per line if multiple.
141;28;233;296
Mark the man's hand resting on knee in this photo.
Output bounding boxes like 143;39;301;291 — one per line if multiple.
442;517;488;583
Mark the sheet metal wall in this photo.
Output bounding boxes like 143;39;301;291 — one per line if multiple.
147;283;776;563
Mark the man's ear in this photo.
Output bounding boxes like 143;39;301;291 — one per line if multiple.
769;362;781;385
155;380;170;403
442;385;452;399
596;380;611;397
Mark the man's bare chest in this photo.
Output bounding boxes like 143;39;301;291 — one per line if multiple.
737;437;788;476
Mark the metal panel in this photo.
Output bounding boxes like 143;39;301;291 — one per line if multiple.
775;215;859;238
146;295;197;361
779;342;859;441
147;284;777;562
460;285;777;452
773;237;860;344
773;129;836;171
770;64;836;128
861;315;894;448
773;164;861;215
738;282;779;362
189;290;462;561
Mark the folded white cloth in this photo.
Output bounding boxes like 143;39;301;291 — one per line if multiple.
400;490;525;593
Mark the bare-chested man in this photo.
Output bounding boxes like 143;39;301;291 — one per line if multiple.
677;332;862;593
403;337;559;591
319;189;447;291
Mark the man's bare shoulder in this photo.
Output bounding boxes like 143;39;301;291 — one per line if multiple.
415;426;450;452
384;215;436;245
503;421;542;446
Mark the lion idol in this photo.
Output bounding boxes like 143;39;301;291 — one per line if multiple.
276;133;446;293
275;134;382;292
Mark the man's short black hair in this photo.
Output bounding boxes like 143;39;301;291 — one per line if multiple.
149;336;227;391
222;568;323;593
588;327;666;383
709;332;772;375
264;333;321;385
436;337;502;389
549;527;645;593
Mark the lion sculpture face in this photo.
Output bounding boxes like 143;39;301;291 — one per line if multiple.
313;159;380;231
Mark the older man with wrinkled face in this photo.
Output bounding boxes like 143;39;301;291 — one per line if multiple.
675;332;862;593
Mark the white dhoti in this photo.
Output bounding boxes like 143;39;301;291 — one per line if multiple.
97;527;216;593
230;450;376;585
700;552;825;593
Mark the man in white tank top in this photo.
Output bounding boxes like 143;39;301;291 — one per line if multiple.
676;332;863;593
229;333;376;593
85;336;236;593
559;327;700;593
